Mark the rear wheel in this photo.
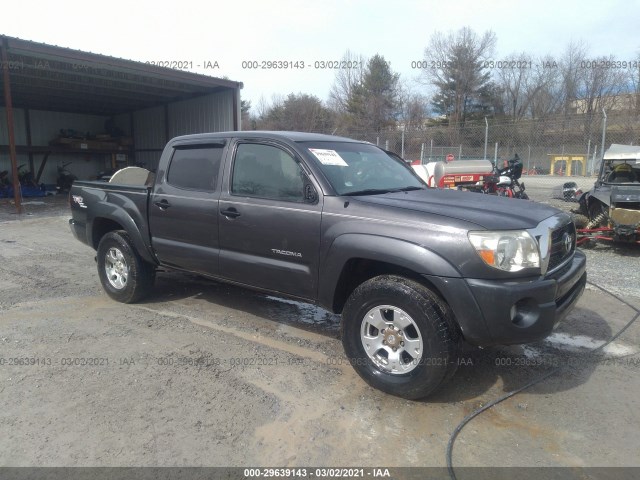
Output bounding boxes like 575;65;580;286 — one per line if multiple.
341;275;460;400
97;231;155;303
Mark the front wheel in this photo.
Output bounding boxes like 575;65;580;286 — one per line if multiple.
97;231;155;303
341;275;460;400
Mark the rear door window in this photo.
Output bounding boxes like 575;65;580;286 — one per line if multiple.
167;144;225;192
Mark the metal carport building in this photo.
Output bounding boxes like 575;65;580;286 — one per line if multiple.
0;35;242;212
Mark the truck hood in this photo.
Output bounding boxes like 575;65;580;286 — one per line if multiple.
351;188;560;230
589;184;640;206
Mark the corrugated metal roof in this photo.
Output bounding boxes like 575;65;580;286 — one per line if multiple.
0;35;242;116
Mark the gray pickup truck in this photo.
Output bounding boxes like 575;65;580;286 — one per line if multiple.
69;131;586;399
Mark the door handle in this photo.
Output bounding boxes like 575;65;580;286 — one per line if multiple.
154;199;171;210
220;207;241;218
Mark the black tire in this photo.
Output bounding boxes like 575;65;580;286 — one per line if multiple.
341;275;460;400
96;231;155;303
579;239;596;249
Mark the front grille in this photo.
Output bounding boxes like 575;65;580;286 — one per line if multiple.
548;221;576;272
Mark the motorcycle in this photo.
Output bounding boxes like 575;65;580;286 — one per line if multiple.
18;164;40;188
1;166;45;197
56;162;78;193
470;154;529;199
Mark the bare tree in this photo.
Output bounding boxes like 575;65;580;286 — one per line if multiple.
496;53;539;121
397;81;429;129
622;50;640;113
573;58;627;114
254;95;272;121
495;52;571;122
577;55;629;140
635;50;640;113
626;52;640;101
520;55;564;120
619;52;640;143
328;50;367;113
556;41;630;144
559;40;589;116
256;93;334;132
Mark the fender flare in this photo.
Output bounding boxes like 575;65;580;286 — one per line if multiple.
317;233;461;311
87;202;157;265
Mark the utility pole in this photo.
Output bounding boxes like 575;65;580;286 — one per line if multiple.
600;109;607;161
1;38;22;214
484;117;489;160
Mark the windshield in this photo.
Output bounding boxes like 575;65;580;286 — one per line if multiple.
300;141;425;195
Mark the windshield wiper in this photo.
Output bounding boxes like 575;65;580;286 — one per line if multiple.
342;186;425;196
386;186;425;193
343;188;395;196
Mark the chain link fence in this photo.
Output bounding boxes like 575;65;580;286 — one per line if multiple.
327;111;640;202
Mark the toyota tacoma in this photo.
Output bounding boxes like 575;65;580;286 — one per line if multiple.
69;132;586;399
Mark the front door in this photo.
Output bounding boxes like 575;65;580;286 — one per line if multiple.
218;141;322;300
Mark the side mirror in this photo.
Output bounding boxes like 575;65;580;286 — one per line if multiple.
304;183;318;203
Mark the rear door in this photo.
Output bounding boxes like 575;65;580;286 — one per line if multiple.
218;139;323;300
149;141;227;275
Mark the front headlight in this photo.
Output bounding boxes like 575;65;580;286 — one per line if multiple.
468;230;540;272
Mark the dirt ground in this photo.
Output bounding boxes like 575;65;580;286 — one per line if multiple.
1;197;639;474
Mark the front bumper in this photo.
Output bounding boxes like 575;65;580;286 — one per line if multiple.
424;250;587;346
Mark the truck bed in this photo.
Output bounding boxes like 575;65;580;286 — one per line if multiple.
69;181;154;263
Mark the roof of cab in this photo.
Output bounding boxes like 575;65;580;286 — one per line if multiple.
170;131;365;144
603;144;640;161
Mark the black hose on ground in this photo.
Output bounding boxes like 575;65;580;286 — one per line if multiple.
446;280;640;480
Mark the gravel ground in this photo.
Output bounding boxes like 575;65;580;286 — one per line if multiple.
1;195;639;473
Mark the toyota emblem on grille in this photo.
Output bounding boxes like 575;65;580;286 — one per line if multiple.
562;232;572;254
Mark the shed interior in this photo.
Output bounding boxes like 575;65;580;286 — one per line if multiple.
0;35;241;193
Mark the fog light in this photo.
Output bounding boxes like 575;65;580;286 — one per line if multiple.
510;298;540;328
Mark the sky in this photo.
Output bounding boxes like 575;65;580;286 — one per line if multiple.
3;0;640;111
